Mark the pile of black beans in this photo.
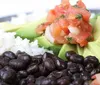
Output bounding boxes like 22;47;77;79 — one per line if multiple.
0;50;100;85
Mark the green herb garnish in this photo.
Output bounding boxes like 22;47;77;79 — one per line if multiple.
87;36;93;41
60;15;65;18
76;14;82;20
56;15;65;20
67;37;73;42
73;5;80;8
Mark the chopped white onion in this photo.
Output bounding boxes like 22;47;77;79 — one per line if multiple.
68;25;80;35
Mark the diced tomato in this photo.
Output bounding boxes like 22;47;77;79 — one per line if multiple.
66;6;91;22
78;32;90;41
47;9;56;23
54;36;67;44
77;0;86;8
79;40;88;47
76;32;90;46
56;0;70;15
58;18;69;34
50;23;62;37
61;0;70;5
36;22;51;34
79;9;91;22
68;32;90;47
55;5;66;16
67;14;76;19
80;21;92;32
68;18;82;27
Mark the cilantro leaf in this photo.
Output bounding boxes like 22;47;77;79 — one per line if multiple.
76;14;82;20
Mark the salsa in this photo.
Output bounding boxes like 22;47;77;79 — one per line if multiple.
36;0;92;47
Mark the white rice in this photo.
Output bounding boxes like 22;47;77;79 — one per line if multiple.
0;30;53;56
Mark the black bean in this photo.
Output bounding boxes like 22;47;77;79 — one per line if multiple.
67;62;78;73
9;59;26;70
57;76;71;85
0;56;3;59
52;57;67;70
42;52;54;61
83;81;91;85
16;51;28;57
84;56;99;67
69;54;84;64
4;66;12;71
0;68;16;84
41;77;57;85
85;63;94;72
16;50;23;55
43;58;55;72
67;61;73;66
59;69;68;77
0;68;6;77
27;83;35;85
47;70;66;79
0;80;10;85
69;83;74;85
17;70;28;78
72;73;81;80
3;51;16;59
0;58;9;67
19;79;27;85
72;78;84;85
97;68;100;73
27;64;38;74
0;65;2;69
77;64;84;72
35;76;45;85
65;51;76;60
67;70;73;77
17;55;31;64
26;75;35;83
32;57;42;65
34;71;41;78
81;72;91;81
61;69;68;76
39;63;49;76
97;64;100;72
16;77;21;85
90;69;99;77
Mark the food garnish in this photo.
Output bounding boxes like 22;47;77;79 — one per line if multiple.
36;0;92;47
